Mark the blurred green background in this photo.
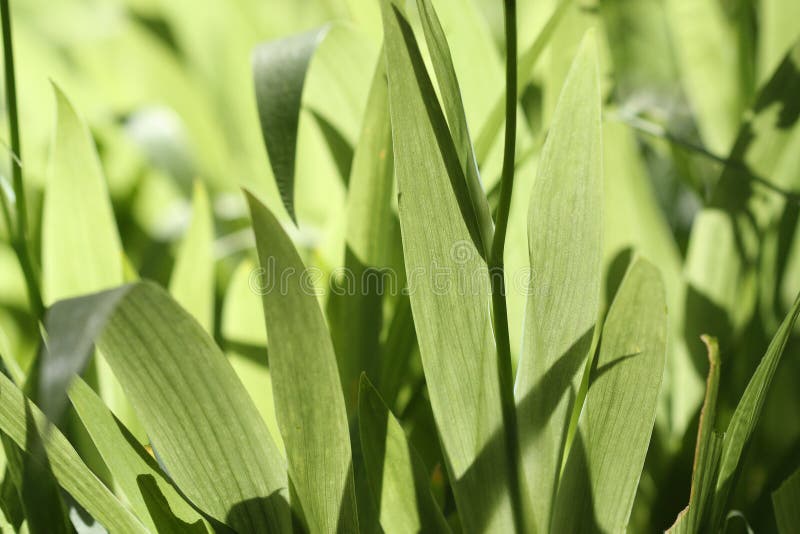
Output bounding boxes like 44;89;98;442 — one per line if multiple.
0;0;799;531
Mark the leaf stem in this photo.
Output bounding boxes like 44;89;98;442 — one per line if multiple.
1;0;44;320
490;0;525;531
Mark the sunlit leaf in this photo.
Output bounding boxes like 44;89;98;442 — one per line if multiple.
247;192;358;533
515;31;602;533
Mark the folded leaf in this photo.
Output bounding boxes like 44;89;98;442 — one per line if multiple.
42;282;291;533
252;26;330;222
515;31;603;533
553;258;667;533
247;193;358;533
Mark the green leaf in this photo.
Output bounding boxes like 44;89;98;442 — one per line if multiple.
42;83;124;303
42;282;291;533
378;0;515;530
169;181;214;332
773;466;800;534
327;54;397;411
416;0;494;257
514;31;603;533
358;376;450;534
252;26;330;223
246;193;358;533
41;83;142;440
68;378;212;533
0;373;146;533
552;258;667;533
710;291;800;529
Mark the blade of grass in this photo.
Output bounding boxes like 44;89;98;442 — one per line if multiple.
515;30;603;533
68;378;213;533
0;372;147;533
378;0;516;530
709;291;800;530
247;193;358;533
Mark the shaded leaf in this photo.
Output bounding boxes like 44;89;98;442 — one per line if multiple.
252;26;330;223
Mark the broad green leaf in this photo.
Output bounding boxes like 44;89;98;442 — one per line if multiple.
68;379;212;533
253;26;330;223
358;376;450;534
379;0;515;530
41;83;143;441
684;40;800;349
0;373;146;534
474;0;573;164
552;258;667;533
757;0;800;83
43;283;291;533
515;32;602;533
169;181;214;332
667;336;724;533
416;0;494;257
709;291;800;530
773;466;800;534
247;193;358;533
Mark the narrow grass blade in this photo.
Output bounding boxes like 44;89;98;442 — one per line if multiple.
379;0;515;530
68;379;212;533
252;26;330;223
553;258;667;533
667;336;724;533
358;376;450;534
773;467;800;534
709;291;800;530
416;0;494;257
247;193;358;533
169;181;214;332
0;373;147;533
515;31;602;533
42;283;291;533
